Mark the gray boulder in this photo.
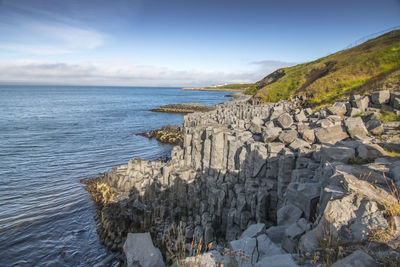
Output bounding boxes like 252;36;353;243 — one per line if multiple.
371;90;390;105
331;250;377;267
294;110;307;122
229;237;258;265
278;130;298;144
350;95;369;112
240;223;266;239
254;254;298;267
315;125;349;144
357;143;388;161
366;119;384;135
302;129;315;143
289;138;311;150
328;102;347;116
262;127;282;142
277;204;303;226
276;113;293;129
320;145;355;163
123;232;165;267
175;251;222;267
344;117;368;138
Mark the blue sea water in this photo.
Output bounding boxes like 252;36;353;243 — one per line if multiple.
0;85;234;266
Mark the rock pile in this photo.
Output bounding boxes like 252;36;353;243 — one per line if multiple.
137;125;184;145
88;90;400;266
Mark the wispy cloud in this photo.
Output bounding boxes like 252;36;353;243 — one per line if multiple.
0;1;105;55
0;60;259;86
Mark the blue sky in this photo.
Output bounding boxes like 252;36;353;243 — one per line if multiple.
0;0;399;86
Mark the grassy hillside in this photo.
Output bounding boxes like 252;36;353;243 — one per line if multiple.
246;30;400;107
205;83;254;90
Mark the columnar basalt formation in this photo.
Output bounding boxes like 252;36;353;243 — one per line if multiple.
89;90;400;266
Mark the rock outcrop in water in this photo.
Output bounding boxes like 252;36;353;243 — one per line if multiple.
150;103;216;113
88;90;400;266
137;125;184;145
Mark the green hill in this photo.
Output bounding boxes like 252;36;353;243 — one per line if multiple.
245;30;400;107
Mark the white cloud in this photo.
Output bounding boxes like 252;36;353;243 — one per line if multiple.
0;60;260;86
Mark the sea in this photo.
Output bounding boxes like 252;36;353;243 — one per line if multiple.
0;85;234;266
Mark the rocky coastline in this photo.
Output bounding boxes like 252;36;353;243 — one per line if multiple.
87;90;400;266
150;103;216;113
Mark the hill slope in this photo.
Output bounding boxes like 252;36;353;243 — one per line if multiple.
246;30;400;107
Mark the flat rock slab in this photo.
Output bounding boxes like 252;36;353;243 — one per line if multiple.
315;125;349;144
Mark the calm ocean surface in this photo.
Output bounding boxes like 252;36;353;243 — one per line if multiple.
0;85;233;266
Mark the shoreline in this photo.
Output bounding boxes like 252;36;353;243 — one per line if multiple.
182;87;244;92
86;90;400;266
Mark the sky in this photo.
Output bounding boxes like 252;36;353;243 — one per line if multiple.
0;0;399;87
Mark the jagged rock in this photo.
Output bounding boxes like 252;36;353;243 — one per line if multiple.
254;254;298;267
357;143;388;161
320;145;355;163
366;119;384;135
278;130;298;144
268;142;285;154
316;118;334;128
328;102;347;116
175;251;222;267
331;250;377;267
298;229;318;254
277;204;303;226
302;129;315;143
294;110;307;122
344;117;368;138
123;233;165;267
266;226;287;245
262;127;282;142
371;90;390;105
350;95;369;111
276;113;293;129
282;219;310;252
229;237;258;265
256;234;284;258
285;182;321;221
315;125;349;144
363;111;380;122
240;223;266;239
289;138;311;150
347;107;362;117
249;118;264;134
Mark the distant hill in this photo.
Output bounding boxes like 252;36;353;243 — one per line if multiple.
245;30;400;107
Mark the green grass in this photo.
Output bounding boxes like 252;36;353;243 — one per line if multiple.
247;30;400;106
205;83;254;90
380;110;400;122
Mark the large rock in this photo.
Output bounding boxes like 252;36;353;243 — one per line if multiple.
328;102;347;116
285;182;321;221
175;251;222;267
331;250;377;267
315;125;349;144
256;234;285;258
254;254;298;267
229;237;258;265
262;127;282;142
276;113;293;129
278;130;298;144
277;204;303;226
366;119;384;135
344;117;368;138
320;145;355;163
357;143;388;161
289;138;311;150
240;223;266;239
371;90;390;105
123;233;165;267
350;95;369;112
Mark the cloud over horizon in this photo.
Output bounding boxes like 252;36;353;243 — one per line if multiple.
0;60;269;87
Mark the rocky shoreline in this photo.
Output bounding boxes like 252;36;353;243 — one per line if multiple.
150;102;216;113
87;90;400;266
